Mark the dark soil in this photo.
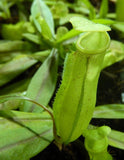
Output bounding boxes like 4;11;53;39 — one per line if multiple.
31;138;89;160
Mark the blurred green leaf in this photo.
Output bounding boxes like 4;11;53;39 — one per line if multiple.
0;51;23;64
31;0;55;37
0;79;29;110
116;0;124;21
70;1;89;15
92;19;115;25
56;29;81;44
0;0;11;18
32;50;50;62
82;0;96;19
112;21;124;32
37;17;53;40
102;40;124;69
108;130;124;150
93;104;124;119
99;0;108;18
23;49;58;112
0;40;30;53
0;92;25;110
0;110;53;160
51;1;68;19
107;13;116;19
1;22;25;40
59;13;83;25
23;33;42;44
0;55;37;87
0;78;30;95
56;27;68;41
0;99;21;110
70;17;111;32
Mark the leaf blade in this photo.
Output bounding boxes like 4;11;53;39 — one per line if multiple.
0;110;53;160
99;0;108;18
93;104;124;119
102;40;124;70
0;55;37;87
31;0;54;37
108;130;124;150
23;49;58;112
70;16;111;32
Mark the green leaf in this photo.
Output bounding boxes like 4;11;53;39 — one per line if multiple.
99;0;108;18
1;22;25;40
0;0;11;18
37;17;53;40
0;40;29;53
56;29;81;44
0;95;23;110
0;98;22;111
0;55;37;87
102;40;124;69
23;49;58;113
0;78;30;96
0;110;53;160
33;50;50;62
51;1;68;19
93;104;124;119
23;33;41;44
0;93;24;104
31;0;54;37
0;51;23;64
107;13;116;19
0;94;53;116
56;27;68;40
112;21;124;32
116;0;124;21
82;0;96;19
108;130;124;150
59;13;83;25
0;79;30;110
92;18;115;25
70;17;111;32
